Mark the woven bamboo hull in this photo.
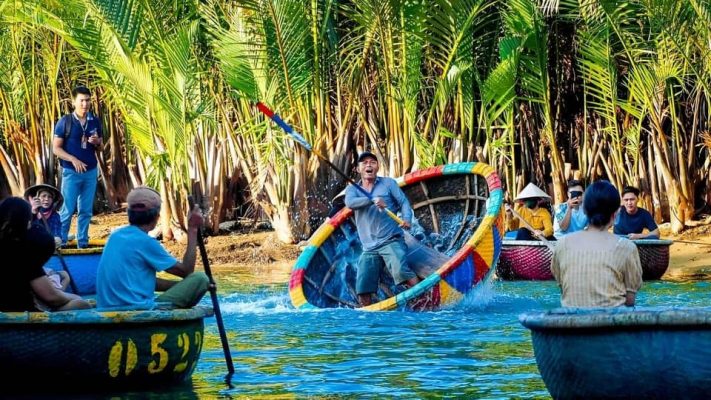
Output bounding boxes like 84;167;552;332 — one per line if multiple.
496;239;672;281
290;162;504;312
0;306;212;390
520;307;711;399
43;240;105;295
497;240;553;280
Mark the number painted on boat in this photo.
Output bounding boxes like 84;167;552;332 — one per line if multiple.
107;330;199;378
148;333;169;373
108;339;137;377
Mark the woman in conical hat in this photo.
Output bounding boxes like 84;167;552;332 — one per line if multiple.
24;184;64;244
506;183;555;241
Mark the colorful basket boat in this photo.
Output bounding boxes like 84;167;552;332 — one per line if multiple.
520;307;711;399
289;162;504;312
43;239;106;295
0;306;212;390
496;239;672;281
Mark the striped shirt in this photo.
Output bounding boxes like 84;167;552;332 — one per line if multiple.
551;231;642;307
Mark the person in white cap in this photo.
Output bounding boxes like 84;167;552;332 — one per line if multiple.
96;186;210;310
505;182;555;241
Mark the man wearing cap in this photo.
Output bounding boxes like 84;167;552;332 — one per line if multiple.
345;151;420;307
505;182;555;241
553;180;588;238
96;186;210;310
53;85;103;248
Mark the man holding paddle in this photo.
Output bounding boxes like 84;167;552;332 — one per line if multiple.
345;151;420;307
96;186;210;310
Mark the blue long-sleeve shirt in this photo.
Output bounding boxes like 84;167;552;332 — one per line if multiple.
344;177;413;251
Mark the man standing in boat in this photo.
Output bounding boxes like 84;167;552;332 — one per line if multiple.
345;151;420;307
96;186;210;310
553;180;588;238
614;186;659;239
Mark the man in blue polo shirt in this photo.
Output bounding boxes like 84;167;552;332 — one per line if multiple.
345;151;420;306
614;186;659;239
52;86;103;248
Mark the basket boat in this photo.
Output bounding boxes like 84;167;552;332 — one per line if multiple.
43;239;106;295
290;162;504;311
496;239;672;281
520;307;711;399
0;306;213;390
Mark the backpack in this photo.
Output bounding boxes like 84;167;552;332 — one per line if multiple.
59;114;73;140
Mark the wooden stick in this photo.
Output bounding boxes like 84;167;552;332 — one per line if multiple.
506;205;555;249
188;194;235;385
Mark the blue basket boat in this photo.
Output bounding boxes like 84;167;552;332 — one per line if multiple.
0;306;213;390
43;239;106;295
520;307;711;399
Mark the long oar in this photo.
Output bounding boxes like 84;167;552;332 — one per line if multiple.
39;216;79;294
188;195;234;386
255;102;405;225
506;205;555;249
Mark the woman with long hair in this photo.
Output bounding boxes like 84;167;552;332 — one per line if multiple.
551;181;643;307
0;197;90;311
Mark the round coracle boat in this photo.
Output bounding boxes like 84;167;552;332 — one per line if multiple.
497;238;672;281
289;162;504;311
43;239;106;295
0;306;212;389
520;307;711;399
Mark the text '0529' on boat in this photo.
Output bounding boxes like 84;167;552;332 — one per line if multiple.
289;162;505;312
496;238;673;281
0;306;213;391
520;307;711;400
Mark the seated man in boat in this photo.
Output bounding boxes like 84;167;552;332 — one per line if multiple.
0;197;91;312
613;186;659;240
553;180;588;238
96;186;210;310
505;183;555;241
551;181;642;307
344;151;420;307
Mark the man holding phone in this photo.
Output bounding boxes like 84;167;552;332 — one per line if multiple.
554;180;588;238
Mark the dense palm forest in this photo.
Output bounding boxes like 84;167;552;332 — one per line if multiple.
0;0;709;243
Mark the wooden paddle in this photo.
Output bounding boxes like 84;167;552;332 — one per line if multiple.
506;204;555;249
188;191;235;386
256;102;405;226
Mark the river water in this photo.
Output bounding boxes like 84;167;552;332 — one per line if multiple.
31;264;711;400
105;266;709;400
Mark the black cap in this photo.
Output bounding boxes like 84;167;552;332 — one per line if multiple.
357;151;377;163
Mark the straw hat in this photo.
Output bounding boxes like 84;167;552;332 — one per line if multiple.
23;184;63;210
514;183;551;200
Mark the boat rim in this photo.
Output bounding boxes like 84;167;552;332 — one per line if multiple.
520;306;711;329
0;305;214;324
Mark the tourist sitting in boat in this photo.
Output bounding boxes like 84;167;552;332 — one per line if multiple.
613;185;659;240
95;186;210;310
505;182;555;241
24;183;63;248
0;197;91;312
551;181;643;307
553;179;588;238
344;151;420;307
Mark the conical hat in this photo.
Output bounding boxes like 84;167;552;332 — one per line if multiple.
23;184;64;210
514;182;551;200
